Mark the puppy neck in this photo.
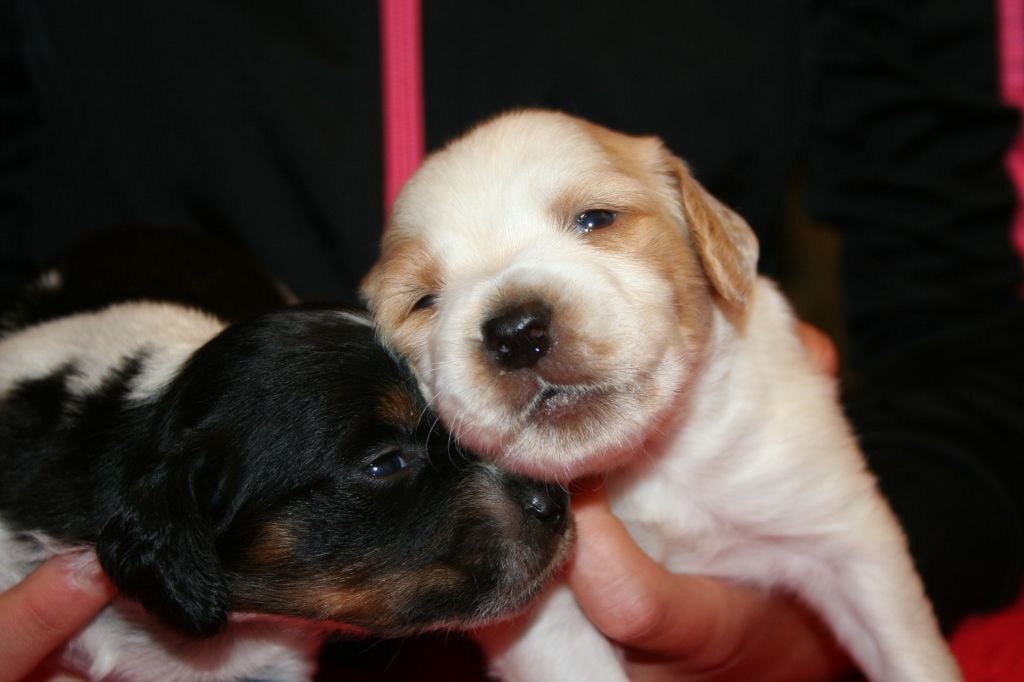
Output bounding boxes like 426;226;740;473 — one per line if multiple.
647;278;805;469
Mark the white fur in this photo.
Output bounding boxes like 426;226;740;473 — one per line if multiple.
0;304;325;680
0;522;321;681
0;302;225;402
367;110;962;681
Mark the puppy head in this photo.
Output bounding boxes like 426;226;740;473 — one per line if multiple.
97;309;571;638
362;110;758;481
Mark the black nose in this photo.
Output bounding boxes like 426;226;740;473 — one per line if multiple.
482;302;552;370
522;483;569;527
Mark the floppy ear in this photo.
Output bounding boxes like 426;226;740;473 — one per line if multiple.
96;440;230;638
668;156;760;309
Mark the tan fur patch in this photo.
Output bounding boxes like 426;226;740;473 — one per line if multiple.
582;121;666;183
296;583;383;622
292;564;466;628
670;158;759;309
589;212;712;337
361;233;440;363
246;520;296;567
376;382;422;429
363;235;435;315
568;125;717;350
582;120;756;315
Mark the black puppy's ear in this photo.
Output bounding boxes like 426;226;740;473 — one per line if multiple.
97;457;230;638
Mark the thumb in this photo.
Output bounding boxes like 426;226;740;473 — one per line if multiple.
567;492;853;681
0;551;117;680
566;491;735;663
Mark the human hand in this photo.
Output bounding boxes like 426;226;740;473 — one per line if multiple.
796;321;839;377
566;321;852;681
567;489;855;681
0;551;116;681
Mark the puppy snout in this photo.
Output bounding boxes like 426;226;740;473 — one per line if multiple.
521;482;569;528
482;301;552;370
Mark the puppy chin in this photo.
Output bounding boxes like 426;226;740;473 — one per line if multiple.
434;352;688;483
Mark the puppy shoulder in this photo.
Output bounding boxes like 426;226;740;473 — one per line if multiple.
741;279;860;457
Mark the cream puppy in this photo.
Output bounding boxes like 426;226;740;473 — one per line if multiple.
362;110;961;682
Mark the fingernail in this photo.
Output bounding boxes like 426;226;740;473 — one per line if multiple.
61;551;115;597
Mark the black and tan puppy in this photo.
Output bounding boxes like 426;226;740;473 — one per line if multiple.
0;230;571;680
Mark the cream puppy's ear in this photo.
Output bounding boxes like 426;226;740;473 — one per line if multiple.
669;157;760;309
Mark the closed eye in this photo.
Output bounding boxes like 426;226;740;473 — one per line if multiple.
574;209;617;233
412;294;437;312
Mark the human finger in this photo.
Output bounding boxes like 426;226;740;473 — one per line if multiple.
567;490;851;680
566;490;737;663
0;551;116;681
796;321;839;377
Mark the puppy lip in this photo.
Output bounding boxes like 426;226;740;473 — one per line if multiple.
528;382;608;420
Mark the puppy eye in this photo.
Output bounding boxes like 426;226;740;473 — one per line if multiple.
366;450;410;478
412;294;437;311
574;209;617;233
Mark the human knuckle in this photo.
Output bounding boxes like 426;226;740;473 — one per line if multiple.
601;588;668;645
18;591;65;638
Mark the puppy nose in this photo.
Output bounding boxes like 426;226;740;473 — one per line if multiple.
482;302;552;370
523;483;568;527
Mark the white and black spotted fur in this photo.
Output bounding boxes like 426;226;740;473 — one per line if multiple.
0;229;572;680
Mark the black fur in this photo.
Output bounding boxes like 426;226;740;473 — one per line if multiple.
0;228;289;333
0;230;570;644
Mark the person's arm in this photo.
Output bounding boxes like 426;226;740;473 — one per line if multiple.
0;552;116;681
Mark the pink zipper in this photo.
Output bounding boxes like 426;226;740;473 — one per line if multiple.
997;0;1024;266
380;0;425;217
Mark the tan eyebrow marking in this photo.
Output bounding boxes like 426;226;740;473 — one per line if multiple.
376;382;422;430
